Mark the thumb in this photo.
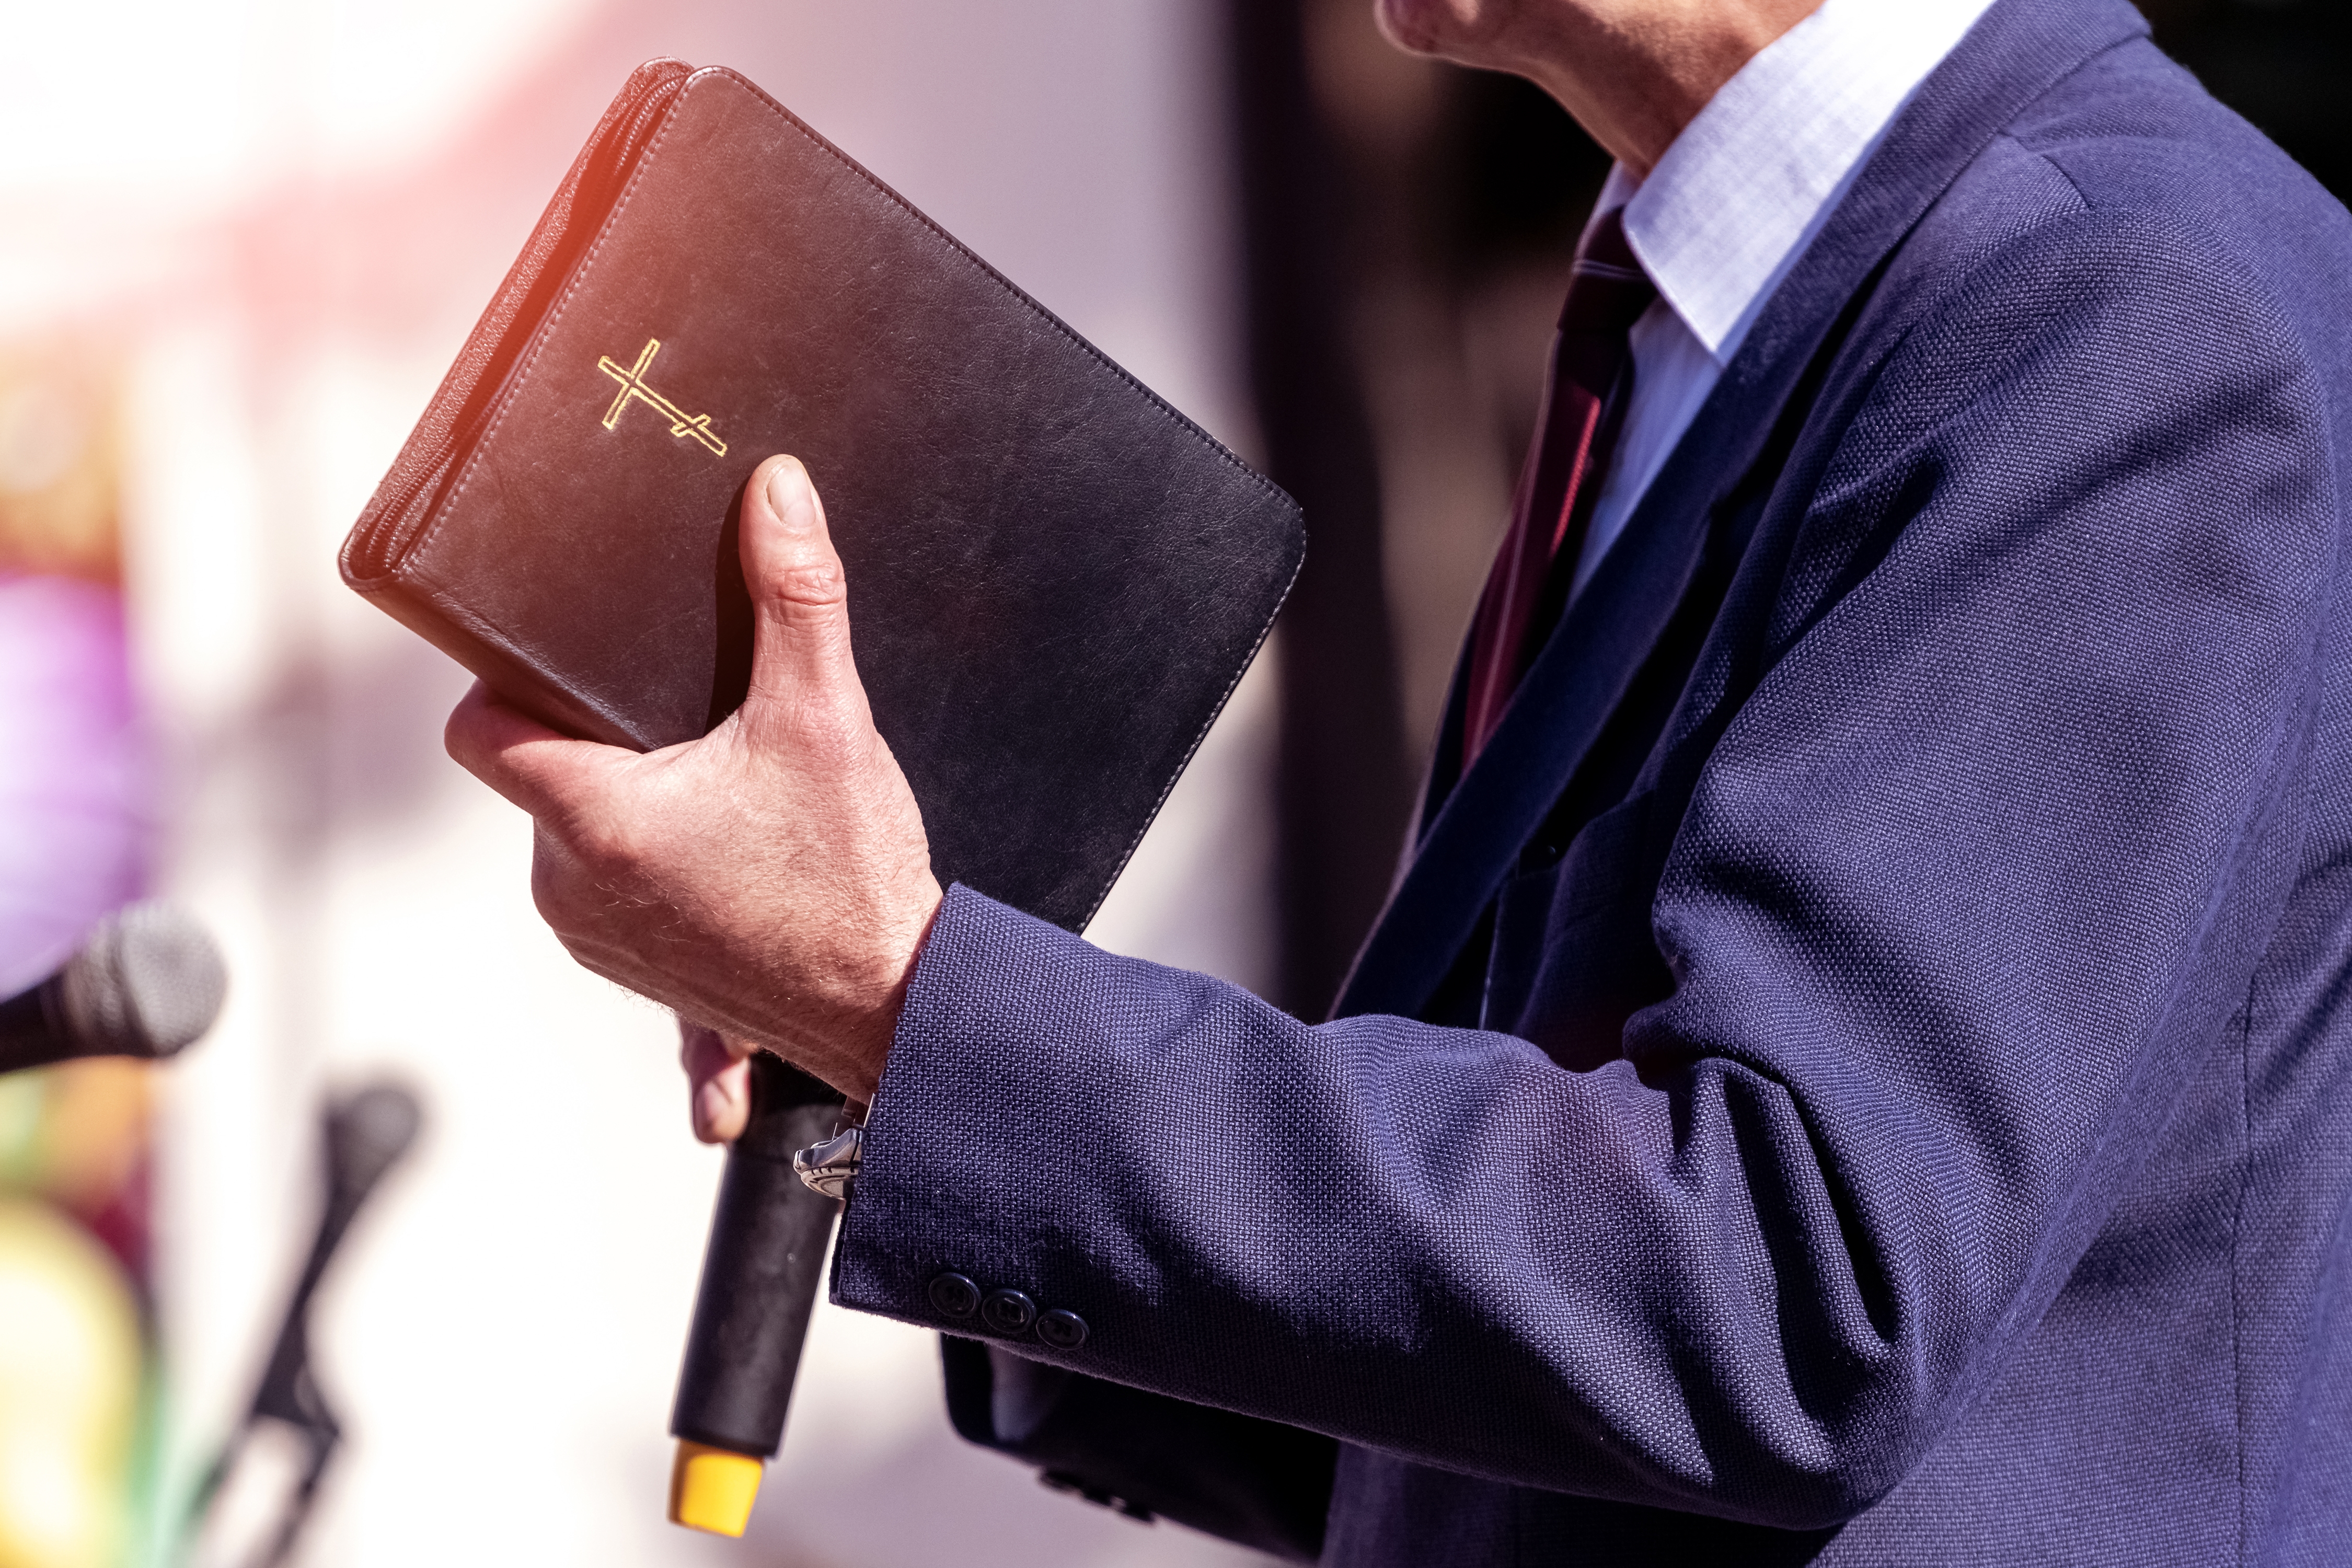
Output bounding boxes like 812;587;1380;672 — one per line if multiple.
741;454;861;714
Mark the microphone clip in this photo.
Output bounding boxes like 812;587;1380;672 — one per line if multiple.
790;1124;861;1201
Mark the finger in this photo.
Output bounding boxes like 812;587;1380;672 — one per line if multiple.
678;1020;758;1071
739;455;862;713
694;1058;752;1145
444;681;626;818
678;1022;755;1144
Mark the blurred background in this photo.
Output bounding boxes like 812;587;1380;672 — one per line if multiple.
0;1;2341;1565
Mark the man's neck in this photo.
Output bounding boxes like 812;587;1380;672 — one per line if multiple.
1387;0;1831;176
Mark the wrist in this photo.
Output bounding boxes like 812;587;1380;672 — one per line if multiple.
822;873;944;1104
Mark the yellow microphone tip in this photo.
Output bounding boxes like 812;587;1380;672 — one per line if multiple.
668;1440;764;1536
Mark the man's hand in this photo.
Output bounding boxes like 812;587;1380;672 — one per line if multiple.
680;1021;754;1144
445;455;943;1105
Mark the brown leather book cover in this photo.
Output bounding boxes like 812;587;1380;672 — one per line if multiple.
341;61;1302;932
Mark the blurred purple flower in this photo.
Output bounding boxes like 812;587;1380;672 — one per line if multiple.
0;573;144;995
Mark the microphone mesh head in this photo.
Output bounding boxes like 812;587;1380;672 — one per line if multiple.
327;1082;424;1204
59;902;229;1058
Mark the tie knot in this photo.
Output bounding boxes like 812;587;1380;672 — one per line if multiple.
1559;207;1657;337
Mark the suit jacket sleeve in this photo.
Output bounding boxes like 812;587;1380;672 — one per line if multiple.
831;209;2341;1528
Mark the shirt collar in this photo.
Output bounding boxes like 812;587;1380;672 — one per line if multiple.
1606;0;2000;364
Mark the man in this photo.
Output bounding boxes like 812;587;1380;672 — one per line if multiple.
446;0;2352;1560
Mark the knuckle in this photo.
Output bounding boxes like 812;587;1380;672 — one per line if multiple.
743;672;865;757
443;716;490;778
771;557;847;607
572;810;642;873
529;874;573;937
527;834;573;906
785;689;868;759
528;851;598;933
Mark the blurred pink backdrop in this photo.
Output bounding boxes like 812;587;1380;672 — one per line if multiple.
0;4;1279;1565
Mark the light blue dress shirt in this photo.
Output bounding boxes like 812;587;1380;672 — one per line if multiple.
1571;0;2000;599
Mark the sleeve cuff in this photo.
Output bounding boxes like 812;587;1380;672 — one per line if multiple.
831;881;1120;1356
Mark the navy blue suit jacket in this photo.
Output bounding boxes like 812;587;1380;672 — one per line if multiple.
832;1;2352;1560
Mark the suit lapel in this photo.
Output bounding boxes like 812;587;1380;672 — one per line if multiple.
1332;0;2154;1022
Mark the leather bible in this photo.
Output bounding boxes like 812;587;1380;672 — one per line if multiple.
340;58;1302;933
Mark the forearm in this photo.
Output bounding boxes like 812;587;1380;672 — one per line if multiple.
838;889;1978;1525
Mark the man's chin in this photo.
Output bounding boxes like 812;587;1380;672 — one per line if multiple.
1373;0;1450;57
1373;0;1511;64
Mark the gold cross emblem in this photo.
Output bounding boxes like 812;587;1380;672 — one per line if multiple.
595;338;727;456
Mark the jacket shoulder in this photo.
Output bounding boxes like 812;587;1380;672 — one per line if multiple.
1847;38;2352;452
1993;37;2352;354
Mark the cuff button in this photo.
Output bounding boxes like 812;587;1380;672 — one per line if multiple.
928;1272;981;1318
1036;1309;1089;1350
980;1288;1037;1336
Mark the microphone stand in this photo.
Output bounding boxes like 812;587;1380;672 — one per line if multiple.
187;1081;422;1568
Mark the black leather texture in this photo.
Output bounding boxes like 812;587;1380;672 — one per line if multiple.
342;63;1303;932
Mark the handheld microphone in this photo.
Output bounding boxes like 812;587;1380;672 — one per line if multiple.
666;1052;842;1537
0;901;229;1074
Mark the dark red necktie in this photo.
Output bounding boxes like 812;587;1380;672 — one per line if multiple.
1460;209;1658;763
